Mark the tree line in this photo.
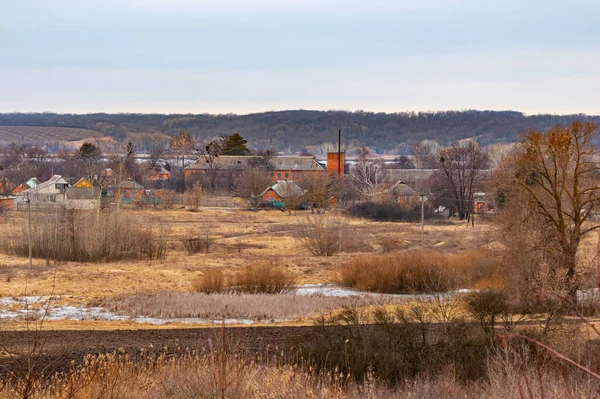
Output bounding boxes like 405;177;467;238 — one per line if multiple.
2;110;600;153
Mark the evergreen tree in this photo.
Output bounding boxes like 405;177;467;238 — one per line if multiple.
221;133;250;155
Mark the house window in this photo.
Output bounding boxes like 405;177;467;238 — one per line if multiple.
285;173;289;179
277;173;281;179
293;173;297;179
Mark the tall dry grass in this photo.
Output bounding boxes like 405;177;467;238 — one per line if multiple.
0;209;167;262
193;270;225;294
99;291;410;320
340;249;498;293
232;262;296;294
3;347;599;399
192;263;296;295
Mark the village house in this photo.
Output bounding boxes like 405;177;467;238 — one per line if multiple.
65;187;101;210
15;175;70;210
12;177;41;194
388;181;421;206
106;178;145;202
12;175;101;211
0;196;15;210
148;165;170;181
0;177;16;195
261;180;305;203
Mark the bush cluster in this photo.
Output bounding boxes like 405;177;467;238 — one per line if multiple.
340;249;498;293
0;209;167;262
192;263;296;295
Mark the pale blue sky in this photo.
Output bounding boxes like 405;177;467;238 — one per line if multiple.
1;0;599;114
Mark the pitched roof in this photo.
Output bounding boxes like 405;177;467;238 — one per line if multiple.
262;180;305;198
24;175;69;193
186;155;325;172
26;177;41;187
66;187;101;200
152;165;170;175
389;181;419;196
0;177;15;192
118;178;144;190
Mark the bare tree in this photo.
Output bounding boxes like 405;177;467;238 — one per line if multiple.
487;142;515;169
411;140;439;169
278;181;305;215
350;148;388;199
300;173;335;213
149;145;164;167
201;139;223;192
26;145;50;179
234;166;271;210
435;141;489;220
495;121;600;296
170;131;195;172
390;155;415;169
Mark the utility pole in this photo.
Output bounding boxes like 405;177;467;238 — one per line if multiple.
337;129;342;178
27;192;32;269
421;191;425;245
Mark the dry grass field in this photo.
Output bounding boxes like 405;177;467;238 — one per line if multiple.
0;126;103;145
0;207;496;299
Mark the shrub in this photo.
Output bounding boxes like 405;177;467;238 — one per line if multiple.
294;306;490;385
192;270;225;294
340;250;497;293
295;214;349;256
0;209;167;262
465;289;509;339
154;189;178;209
233;263;296;294
184;184;203;212
182;227;213;255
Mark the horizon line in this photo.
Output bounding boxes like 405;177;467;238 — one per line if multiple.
0;108;597;118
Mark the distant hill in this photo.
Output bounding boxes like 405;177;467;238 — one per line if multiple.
1;110;599;153
0;126;103;147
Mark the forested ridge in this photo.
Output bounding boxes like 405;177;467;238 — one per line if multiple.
1;110;598;153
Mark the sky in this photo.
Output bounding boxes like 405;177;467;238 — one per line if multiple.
1;0;599;115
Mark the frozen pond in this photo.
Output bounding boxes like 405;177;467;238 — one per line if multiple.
0;296;258;325
0;285;472;325
295;284;474;299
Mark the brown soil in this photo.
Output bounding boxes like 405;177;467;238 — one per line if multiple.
0;325;312;376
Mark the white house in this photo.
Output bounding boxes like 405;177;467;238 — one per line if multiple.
15;175;70;210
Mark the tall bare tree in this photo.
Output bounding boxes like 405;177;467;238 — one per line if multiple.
300;173;335;213
201;139;223;192
170;131;195;172
496;121;600;296
234;166;271;210
435;141;489;220
411;140;439;169
350;147;388;199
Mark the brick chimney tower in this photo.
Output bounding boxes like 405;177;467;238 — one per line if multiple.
327;151;345;178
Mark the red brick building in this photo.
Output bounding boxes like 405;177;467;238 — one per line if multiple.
185;155;327;182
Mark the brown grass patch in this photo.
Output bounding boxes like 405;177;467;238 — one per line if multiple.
340;249;499;293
